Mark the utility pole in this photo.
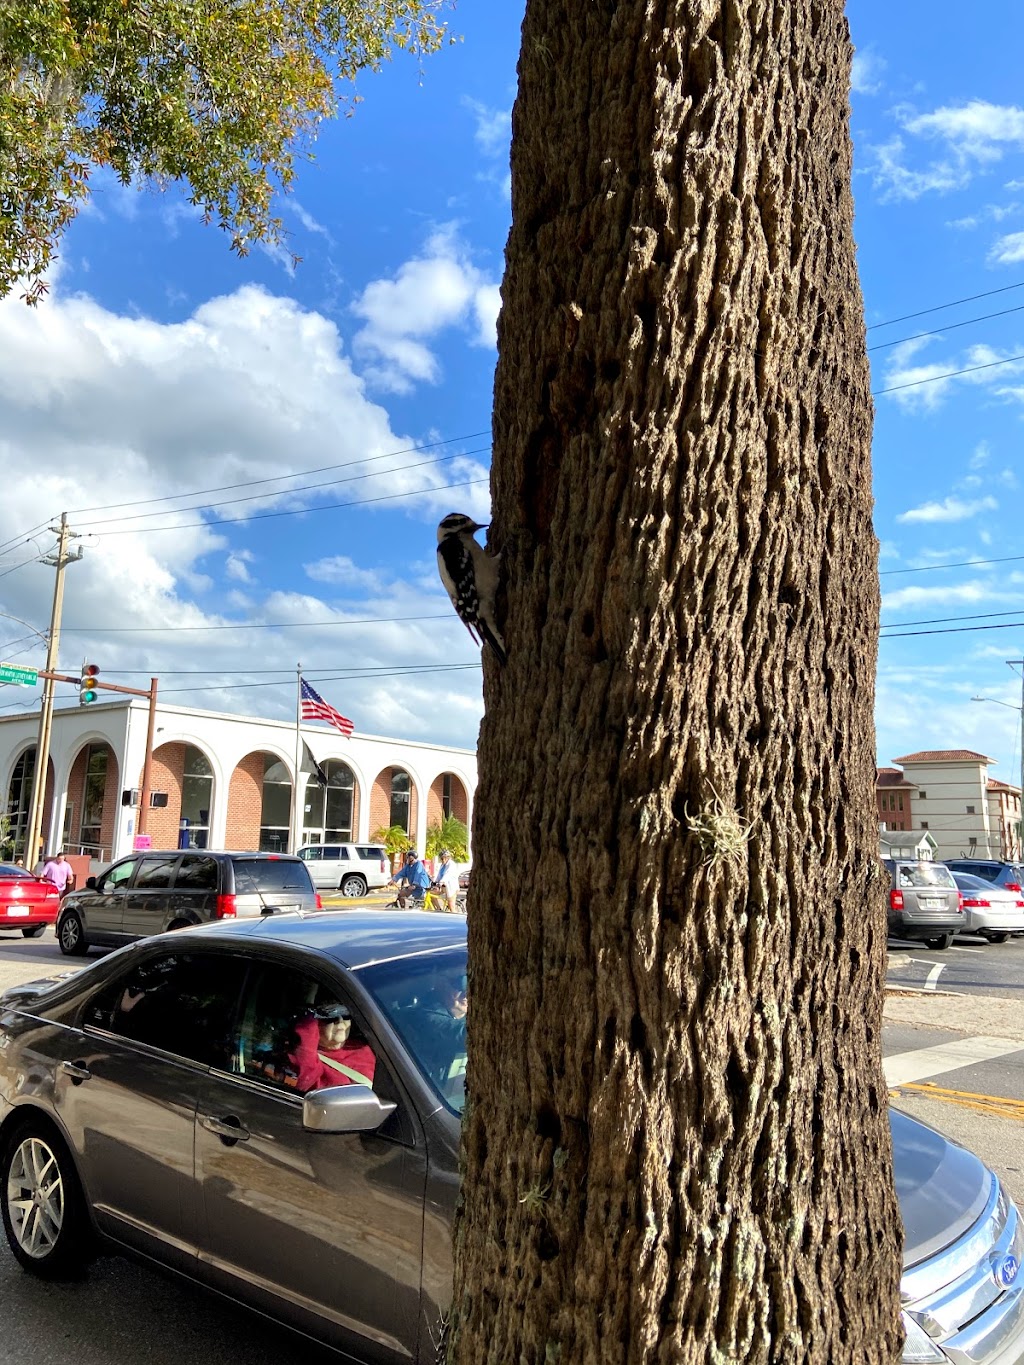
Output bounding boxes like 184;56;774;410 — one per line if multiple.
1013;660;1024;861
24;515;82;866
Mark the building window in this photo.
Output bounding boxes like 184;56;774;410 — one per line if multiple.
181;746;213;848
303;761;355;843
442;773;453;820
80;745;108;850
898;795;904;812
260;757;291;853
966;805;976;815
5;748;36;859
918;790;927;799
920;821;929;829
390;770;411;833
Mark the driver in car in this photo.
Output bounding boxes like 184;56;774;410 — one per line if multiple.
289;1001;376;1093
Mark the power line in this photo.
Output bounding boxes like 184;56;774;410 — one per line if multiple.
58;612;453;634
881;620;1024;639
867;280;1024;331
881;553;1024;577
879;608;1024;629
85;475;491;539
867;302;1024;354
71;446;491;532
873;351;1024;396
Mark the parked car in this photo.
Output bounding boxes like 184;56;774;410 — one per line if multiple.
884;859;964;949
0;864;61;938
948;871;1024;943
54;850;320;957
945;859;1024;894
296;842;390;896
1;911;1023;1364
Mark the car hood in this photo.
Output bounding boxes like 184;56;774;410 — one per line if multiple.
891;1107;993;1268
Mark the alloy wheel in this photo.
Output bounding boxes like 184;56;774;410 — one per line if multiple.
6;1137;64;1260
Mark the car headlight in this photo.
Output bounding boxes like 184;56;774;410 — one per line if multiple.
901;1311;946;1363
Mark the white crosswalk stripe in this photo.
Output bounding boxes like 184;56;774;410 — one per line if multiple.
885;1035;1024;1088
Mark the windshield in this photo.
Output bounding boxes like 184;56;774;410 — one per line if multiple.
0;864;32;879
360;947;467;1115
897;863;956;890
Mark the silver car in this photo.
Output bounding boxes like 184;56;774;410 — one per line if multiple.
296;842;391;896
949;871;1024;943
1;913;1022;1364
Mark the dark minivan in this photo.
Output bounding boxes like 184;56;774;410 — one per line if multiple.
56;851;320;956
884;858;964;950
945;859;1024;894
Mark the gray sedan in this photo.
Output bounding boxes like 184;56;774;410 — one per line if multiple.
1;912;1023;1364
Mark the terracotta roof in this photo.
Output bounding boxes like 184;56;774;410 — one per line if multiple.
988;778;1021;793
894;750;994;764
876;767;915;787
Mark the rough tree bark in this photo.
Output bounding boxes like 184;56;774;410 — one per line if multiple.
450;0;903;1362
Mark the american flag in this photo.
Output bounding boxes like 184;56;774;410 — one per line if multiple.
300;679;354;737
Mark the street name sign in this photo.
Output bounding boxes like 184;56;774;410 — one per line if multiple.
0;663;38;686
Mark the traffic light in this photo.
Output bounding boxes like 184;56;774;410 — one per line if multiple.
80;663;99;705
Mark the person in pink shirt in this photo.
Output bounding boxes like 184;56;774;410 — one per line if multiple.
41;851;75;895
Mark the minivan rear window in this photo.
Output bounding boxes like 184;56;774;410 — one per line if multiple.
233;858;314;894
897;863;956;890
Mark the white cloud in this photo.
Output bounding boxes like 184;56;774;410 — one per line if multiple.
351;226;500;391
881;578;1009;611
463;98;512;157
225;550;255;583
880;339;1024;410
304;556;388;592
851;50;885;96
989;230;1024;264
0;281;491;746
865;102;1024;202
897;496;998;524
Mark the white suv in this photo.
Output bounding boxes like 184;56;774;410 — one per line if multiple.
296;844;391;897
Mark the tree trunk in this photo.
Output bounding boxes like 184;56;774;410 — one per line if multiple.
451;0;902;1362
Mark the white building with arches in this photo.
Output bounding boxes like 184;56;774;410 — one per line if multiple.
0;698;476;868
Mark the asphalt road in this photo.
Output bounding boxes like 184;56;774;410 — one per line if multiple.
1;927;1024;1359
886;931;1024;997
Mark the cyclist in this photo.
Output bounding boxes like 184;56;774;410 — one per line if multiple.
434;849;461;913
390;850;432;908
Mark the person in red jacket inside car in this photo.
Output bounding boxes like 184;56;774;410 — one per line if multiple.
289;1001;376;1092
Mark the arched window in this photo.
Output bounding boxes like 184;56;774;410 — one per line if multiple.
5;748;36;859
390;770;411;833
260;757;292;852
181;746;214;849
303;761;355;843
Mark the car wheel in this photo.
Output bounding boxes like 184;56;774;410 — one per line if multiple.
167;919;193;932
20;925;46;939
985;932;1009;944
1;1118;93;1278
340;875;367;898
926;933;954;950
57;911;88;957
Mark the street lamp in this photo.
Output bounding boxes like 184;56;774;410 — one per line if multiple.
972;687;1024;860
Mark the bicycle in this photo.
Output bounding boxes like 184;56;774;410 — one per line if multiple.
385;882;465;913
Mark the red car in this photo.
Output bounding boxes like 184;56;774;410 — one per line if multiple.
0;863;61;938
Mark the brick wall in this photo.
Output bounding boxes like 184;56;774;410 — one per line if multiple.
142;743;186;850
369;767;419;843
66;748;88;843
99;749;120;856
225;751;264;851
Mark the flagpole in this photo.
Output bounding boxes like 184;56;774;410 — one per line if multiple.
293;663;303;854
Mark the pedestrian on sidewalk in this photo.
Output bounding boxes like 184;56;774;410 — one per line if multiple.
41;850;75;896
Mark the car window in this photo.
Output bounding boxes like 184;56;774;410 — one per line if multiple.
356;847;385;861
361;948;468;1115
175;855;219;890
952;872;989;890
235;963;377;1096
0;864;32;879
299;847;322;862
82;952;249;1067
898;863;957;890
322;846;344;859
98;859;138;893
134;855;179;890
232;858;314;894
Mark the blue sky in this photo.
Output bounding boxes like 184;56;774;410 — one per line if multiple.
2;0;1024;784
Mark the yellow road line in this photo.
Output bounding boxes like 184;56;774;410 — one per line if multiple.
891;1081;1024;1122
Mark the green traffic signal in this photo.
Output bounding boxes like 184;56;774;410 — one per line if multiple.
80;662;99;705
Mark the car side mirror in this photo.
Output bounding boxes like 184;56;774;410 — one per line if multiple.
85;876;97;890
302;1084;397;1134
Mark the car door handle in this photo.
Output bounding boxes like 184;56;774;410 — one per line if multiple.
200;1113;250;1144
59;1060;91;1083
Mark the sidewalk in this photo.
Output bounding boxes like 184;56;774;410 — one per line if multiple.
885;987;1024;1042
